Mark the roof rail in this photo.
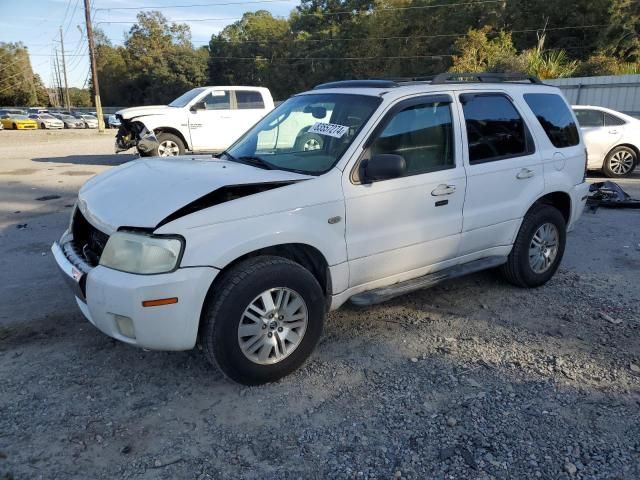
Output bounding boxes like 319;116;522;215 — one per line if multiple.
431;72;543;84
313;79;399;90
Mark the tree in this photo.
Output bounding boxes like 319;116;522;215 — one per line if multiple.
449;27;520;73
0;42;43;106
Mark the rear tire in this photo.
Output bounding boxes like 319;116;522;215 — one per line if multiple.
40;123;46;129
603;146;637;178
500;204;566;288
201;256;325;385
12;123;17;130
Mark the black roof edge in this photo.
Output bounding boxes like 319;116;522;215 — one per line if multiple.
430;72;543;84
313;80;399;90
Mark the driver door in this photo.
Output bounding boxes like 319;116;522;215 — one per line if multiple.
189;89;233;152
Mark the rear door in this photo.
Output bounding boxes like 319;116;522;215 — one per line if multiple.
230;90;267;142
343;94;466;287
573;108;622;167
456;91;544;256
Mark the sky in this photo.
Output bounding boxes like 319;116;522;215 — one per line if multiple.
0;0;300;88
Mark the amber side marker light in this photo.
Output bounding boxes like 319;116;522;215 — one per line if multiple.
142;297;179;307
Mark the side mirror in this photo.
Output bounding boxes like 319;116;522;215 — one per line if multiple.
361;154;406;183
190;101;205;112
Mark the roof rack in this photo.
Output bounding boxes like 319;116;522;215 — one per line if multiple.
312;73;543;90
430;72;542;84
313;80;399;90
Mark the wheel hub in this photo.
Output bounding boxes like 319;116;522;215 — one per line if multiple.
528;222;559;274
237;287;308;365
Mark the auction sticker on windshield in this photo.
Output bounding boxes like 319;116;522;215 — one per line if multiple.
308;122;349;138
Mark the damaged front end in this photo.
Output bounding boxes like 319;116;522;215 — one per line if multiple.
115;119;158;154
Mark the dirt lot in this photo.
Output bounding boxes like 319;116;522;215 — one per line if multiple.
0;130;639;480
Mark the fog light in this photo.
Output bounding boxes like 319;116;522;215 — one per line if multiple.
114;314;135;339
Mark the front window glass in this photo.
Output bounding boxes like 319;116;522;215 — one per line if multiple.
168;87;207;107
200;90;230;110
370;102;454;176
225;93;381;175
573;109;604;128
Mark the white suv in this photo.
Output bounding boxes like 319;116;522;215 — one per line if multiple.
52;73;590;385
572;105;640;177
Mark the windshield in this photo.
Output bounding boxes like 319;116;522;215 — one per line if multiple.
168;87;207;108
61;115;75;120
11;114;28;120
40;114;55;119
225;93;381;175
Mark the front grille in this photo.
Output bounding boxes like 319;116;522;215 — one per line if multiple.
71;209;109;266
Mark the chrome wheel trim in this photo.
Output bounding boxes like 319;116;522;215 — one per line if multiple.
303;138;321;151
157;140;180;156
237;287;308;365
609;150;635;175
529;222;559;274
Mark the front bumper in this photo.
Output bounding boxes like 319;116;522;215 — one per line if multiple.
52;237;218;350
568;182;590;231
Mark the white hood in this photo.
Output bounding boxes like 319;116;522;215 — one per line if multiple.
77;157;311;234
116;105;175;120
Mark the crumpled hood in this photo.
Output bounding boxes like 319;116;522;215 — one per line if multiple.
77;157;311;234
116;105;174;120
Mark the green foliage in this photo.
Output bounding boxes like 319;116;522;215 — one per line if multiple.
91;0;639;105
0;42;48;106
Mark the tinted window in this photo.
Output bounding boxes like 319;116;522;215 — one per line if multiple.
524;94;580;148
461;94;529;163
604;112;625;126
573;109;604;128
201;90;230;110
236;90;265;110
370;101;454;176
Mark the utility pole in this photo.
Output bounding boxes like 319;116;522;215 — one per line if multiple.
59;27;71;110
54;49;64;108
84;0;105;131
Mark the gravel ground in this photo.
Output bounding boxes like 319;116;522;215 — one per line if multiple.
0;131;639;480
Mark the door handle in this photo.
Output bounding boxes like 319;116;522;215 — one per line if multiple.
608;129;618;134
516;168;535;179
431;184;456;196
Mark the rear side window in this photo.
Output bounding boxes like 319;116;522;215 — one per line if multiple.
604;112;625;126
524;93;580;148
574;109;604;127
461;94;530;164
236;91;265;110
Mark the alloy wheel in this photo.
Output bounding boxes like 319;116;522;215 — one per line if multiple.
237;287;308;365
528;222;559;274
157;140;180;156
609;150;635;175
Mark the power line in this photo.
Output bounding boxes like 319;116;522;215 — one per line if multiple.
202;24;612;45
95;0;297;11
95;0;504;24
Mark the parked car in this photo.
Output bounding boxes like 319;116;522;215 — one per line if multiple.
29;113;64;129
0;108;26;116
0;113;38;130
572;105;639;177
104;114;121;129
53;74;589;385
115;86;274;156
52;113;86;129
27;108;50;115
77;114;98;129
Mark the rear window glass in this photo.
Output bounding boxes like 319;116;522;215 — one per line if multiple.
604;112;625;126
524;93;580;148
236;91;265;110
461;94;530;164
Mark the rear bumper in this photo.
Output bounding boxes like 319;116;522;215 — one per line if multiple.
52;237;218;350
568;182;590;231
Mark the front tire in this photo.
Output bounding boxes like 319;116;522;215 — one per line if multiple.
40;123;46;129
501;204;566;288
603;146;637;178
201;256;325;385
140;132;185;157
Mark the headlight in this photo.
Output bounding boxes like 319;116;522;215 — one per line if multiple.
99;231;184;274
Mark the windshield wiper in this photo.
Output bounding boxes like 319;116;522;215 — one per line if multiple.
218;151;276;170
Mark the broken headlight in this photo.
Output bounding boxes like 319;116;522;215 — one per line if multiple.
99;232;184;274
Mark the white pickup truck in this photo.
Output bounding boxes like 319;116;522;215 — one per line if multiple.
115;86;274;156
